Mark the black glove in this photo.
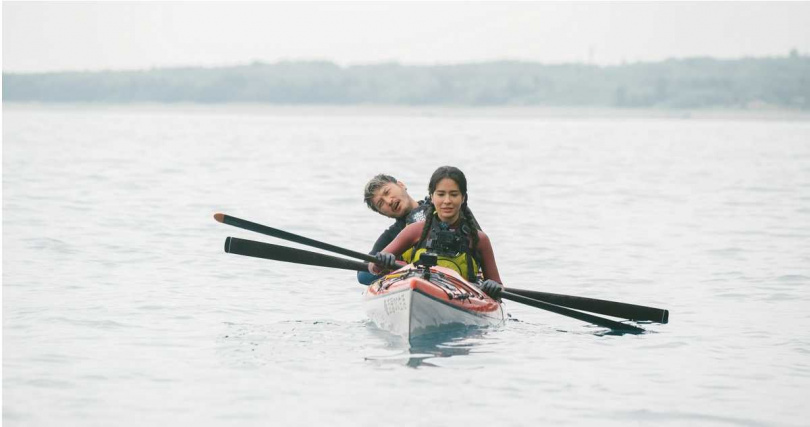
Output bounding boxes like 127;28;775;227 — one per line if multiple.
374;251;397;270
479;279;503;300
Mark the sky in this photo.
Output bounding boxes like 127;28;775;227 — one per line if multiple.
3;1;810;73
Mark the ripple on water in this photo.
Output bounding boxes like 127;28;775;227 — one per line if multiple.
606;409;771;427
217;320;370;367
775;274;809;283
43;316;136;330
21;237;80;255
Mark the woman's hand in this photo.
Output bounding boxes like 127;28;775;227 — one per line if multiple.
369;251;396;274
374;251;397;270
479;279;503;300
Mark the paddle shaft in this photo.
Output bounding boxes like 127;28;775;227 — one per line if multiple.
216;213;377;263
501;291;645;333
507;289;669;324
224;236;370;273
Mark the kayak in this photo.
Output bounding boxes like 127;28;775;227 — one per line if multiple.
363;264;505;342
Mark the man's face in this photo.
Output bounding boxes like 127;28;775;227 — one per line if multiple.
371;181;412;218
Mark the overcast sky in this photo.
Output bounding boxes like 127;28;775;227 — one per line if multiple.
3;1;810;73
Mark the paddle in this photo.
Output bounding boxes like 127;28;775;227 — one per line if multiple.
215;213;378;264
224;236;369;272
507;289;669;324
501;291;645;333
215;213;668;323
220;235;645;333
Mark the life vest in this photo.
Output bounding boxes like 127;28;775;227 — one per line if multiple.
403;218;481;281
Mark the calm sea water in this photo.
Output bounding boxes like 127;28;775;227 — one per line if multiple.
3;104;809;426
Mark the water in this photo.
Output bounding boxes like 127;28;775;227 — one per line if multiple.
3;104;809;426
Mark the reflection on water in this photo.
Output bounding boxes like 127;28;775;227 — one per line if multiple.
363;311;654;368
364;325;494;368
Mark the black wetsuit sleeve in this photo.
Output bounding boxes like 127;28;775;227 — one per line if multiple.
369;222;404;254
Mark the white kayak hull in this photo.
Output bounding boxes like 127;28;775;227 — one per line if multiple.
363;265;505;342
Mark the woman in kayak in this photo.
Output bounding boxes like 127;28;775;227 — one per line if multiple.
369;166;503;299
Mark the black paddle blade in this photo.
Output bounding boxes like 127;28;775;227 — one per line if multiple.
507;289;669;324
224;236;370;272
501;291;646;333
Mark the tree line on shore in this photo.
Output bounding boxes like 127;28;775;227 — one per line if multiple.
3;54;808;109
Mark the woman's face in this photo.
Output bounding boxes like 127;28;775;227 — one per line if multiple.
431;177;464;223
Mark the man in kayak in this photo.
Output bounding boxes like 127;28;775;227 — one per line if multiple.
358;174;430;285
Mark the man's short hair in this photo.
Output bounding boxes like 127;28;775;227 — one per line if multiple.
363;174;397;212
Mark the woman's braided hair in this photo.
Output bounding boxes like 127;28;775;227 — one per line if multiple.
417;166;482;258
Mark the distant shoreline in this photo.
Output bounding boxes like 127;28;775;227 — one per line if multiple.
5;102;810;121
5;57;809;110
